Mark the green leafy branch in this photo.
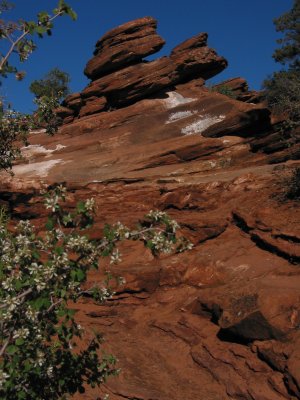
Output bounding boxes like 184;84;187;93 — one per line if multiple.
0;0;77;79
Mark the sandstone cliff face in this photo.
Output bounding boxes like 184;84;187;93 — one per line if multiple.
1;17;300;400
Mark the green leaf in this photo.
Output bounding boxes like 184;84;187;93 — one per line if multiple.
24;360;32;372
26;21;37;34
6;345;18;354
32;296;51;311
76;201;85;213
62;213;72;226
70;267;85;282
59;379;65;387
17;391;27;400
55;246;64;256
146;240;154;250
32;249;40;260
67;8;77;21
35;26;47;35
45;217;54;231
15;338;24;346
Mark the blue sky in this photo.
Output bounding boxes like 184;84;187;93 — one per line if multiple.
1;0;293;113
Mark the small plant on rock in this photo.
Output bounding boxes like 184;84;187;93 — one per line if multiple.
213;85;237;99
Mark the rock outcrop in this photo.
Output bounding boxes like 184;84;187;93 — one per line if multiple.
58;18;228;122
84;17;165;79
2;16;300;400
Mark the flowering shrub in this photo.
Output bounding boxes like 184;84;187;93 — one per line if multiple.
0;109;32;172
0;0;76;174
0;97;63;173
0;185;192;399
34;95;62;135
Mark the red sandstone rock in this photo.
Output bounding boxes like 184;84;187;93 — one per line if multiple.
2;18;300;400
78;96;107;117
171;32;208;56
64;18;227;118
54;106;74;119
171;37;228;80
81;44;227;108
212;77;249;95
84;17;165;80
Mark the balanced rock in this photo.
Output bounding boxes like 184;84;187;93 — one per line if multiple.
84;17;165;80
61;17;228;122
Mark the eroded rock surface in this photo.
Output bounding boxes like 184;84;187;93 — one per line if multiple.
2;17;300;400
57;17;227;122
84;16;165;79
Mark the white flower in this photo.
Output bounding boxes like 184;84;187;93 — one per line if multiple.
13;327;30;340
35;350;45;367
25;306;38;321
84;198;95;212
110;249;121;264
0;370;10;389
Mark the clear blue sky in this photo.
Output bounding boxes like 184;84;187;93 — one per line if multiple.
1;0;293;113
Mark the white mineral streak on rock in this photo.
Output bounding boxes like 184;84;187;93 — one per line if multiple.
29;128;47;135
166;110;197;124
21;144;66;159
181;115;225;135
164;92;196;109
13;159;64;177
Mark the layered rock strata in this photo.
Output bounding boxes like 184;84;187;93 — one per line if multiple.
2;17;300;400
58;18;228;121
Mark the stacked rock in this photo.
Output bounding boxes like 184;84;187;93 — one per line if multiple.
56;16;228;124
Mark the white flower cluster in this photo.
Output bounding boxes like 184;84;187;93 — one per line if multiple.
84;198;95;212
13;327;30;340
44;184;66;212
146;210;180;232
146;210;168;222
110;249;121;265
1;296;22;321
0;183;192;398
113;221;130;239
151;232;174;254
34;350;45;367
44;195;60;212
25;306;38;322
97;287;115;302
0;370;10;389
67;235;91;251
17;220;33;235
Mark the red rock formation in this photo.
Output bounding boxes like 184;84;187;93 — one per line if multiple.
2;17;300;400
212;77;264;103
57;17;228;122
84;17;165;79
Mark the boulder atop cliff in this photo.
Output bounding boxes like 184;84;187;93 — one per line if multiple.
84;17;165;79
58;17;228;122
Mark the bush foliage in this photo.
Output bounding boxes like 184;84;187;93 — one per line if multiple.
263;0;300;133
0;0;75;173
0;185;192;399
0;3;193;399
29;68;71;101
